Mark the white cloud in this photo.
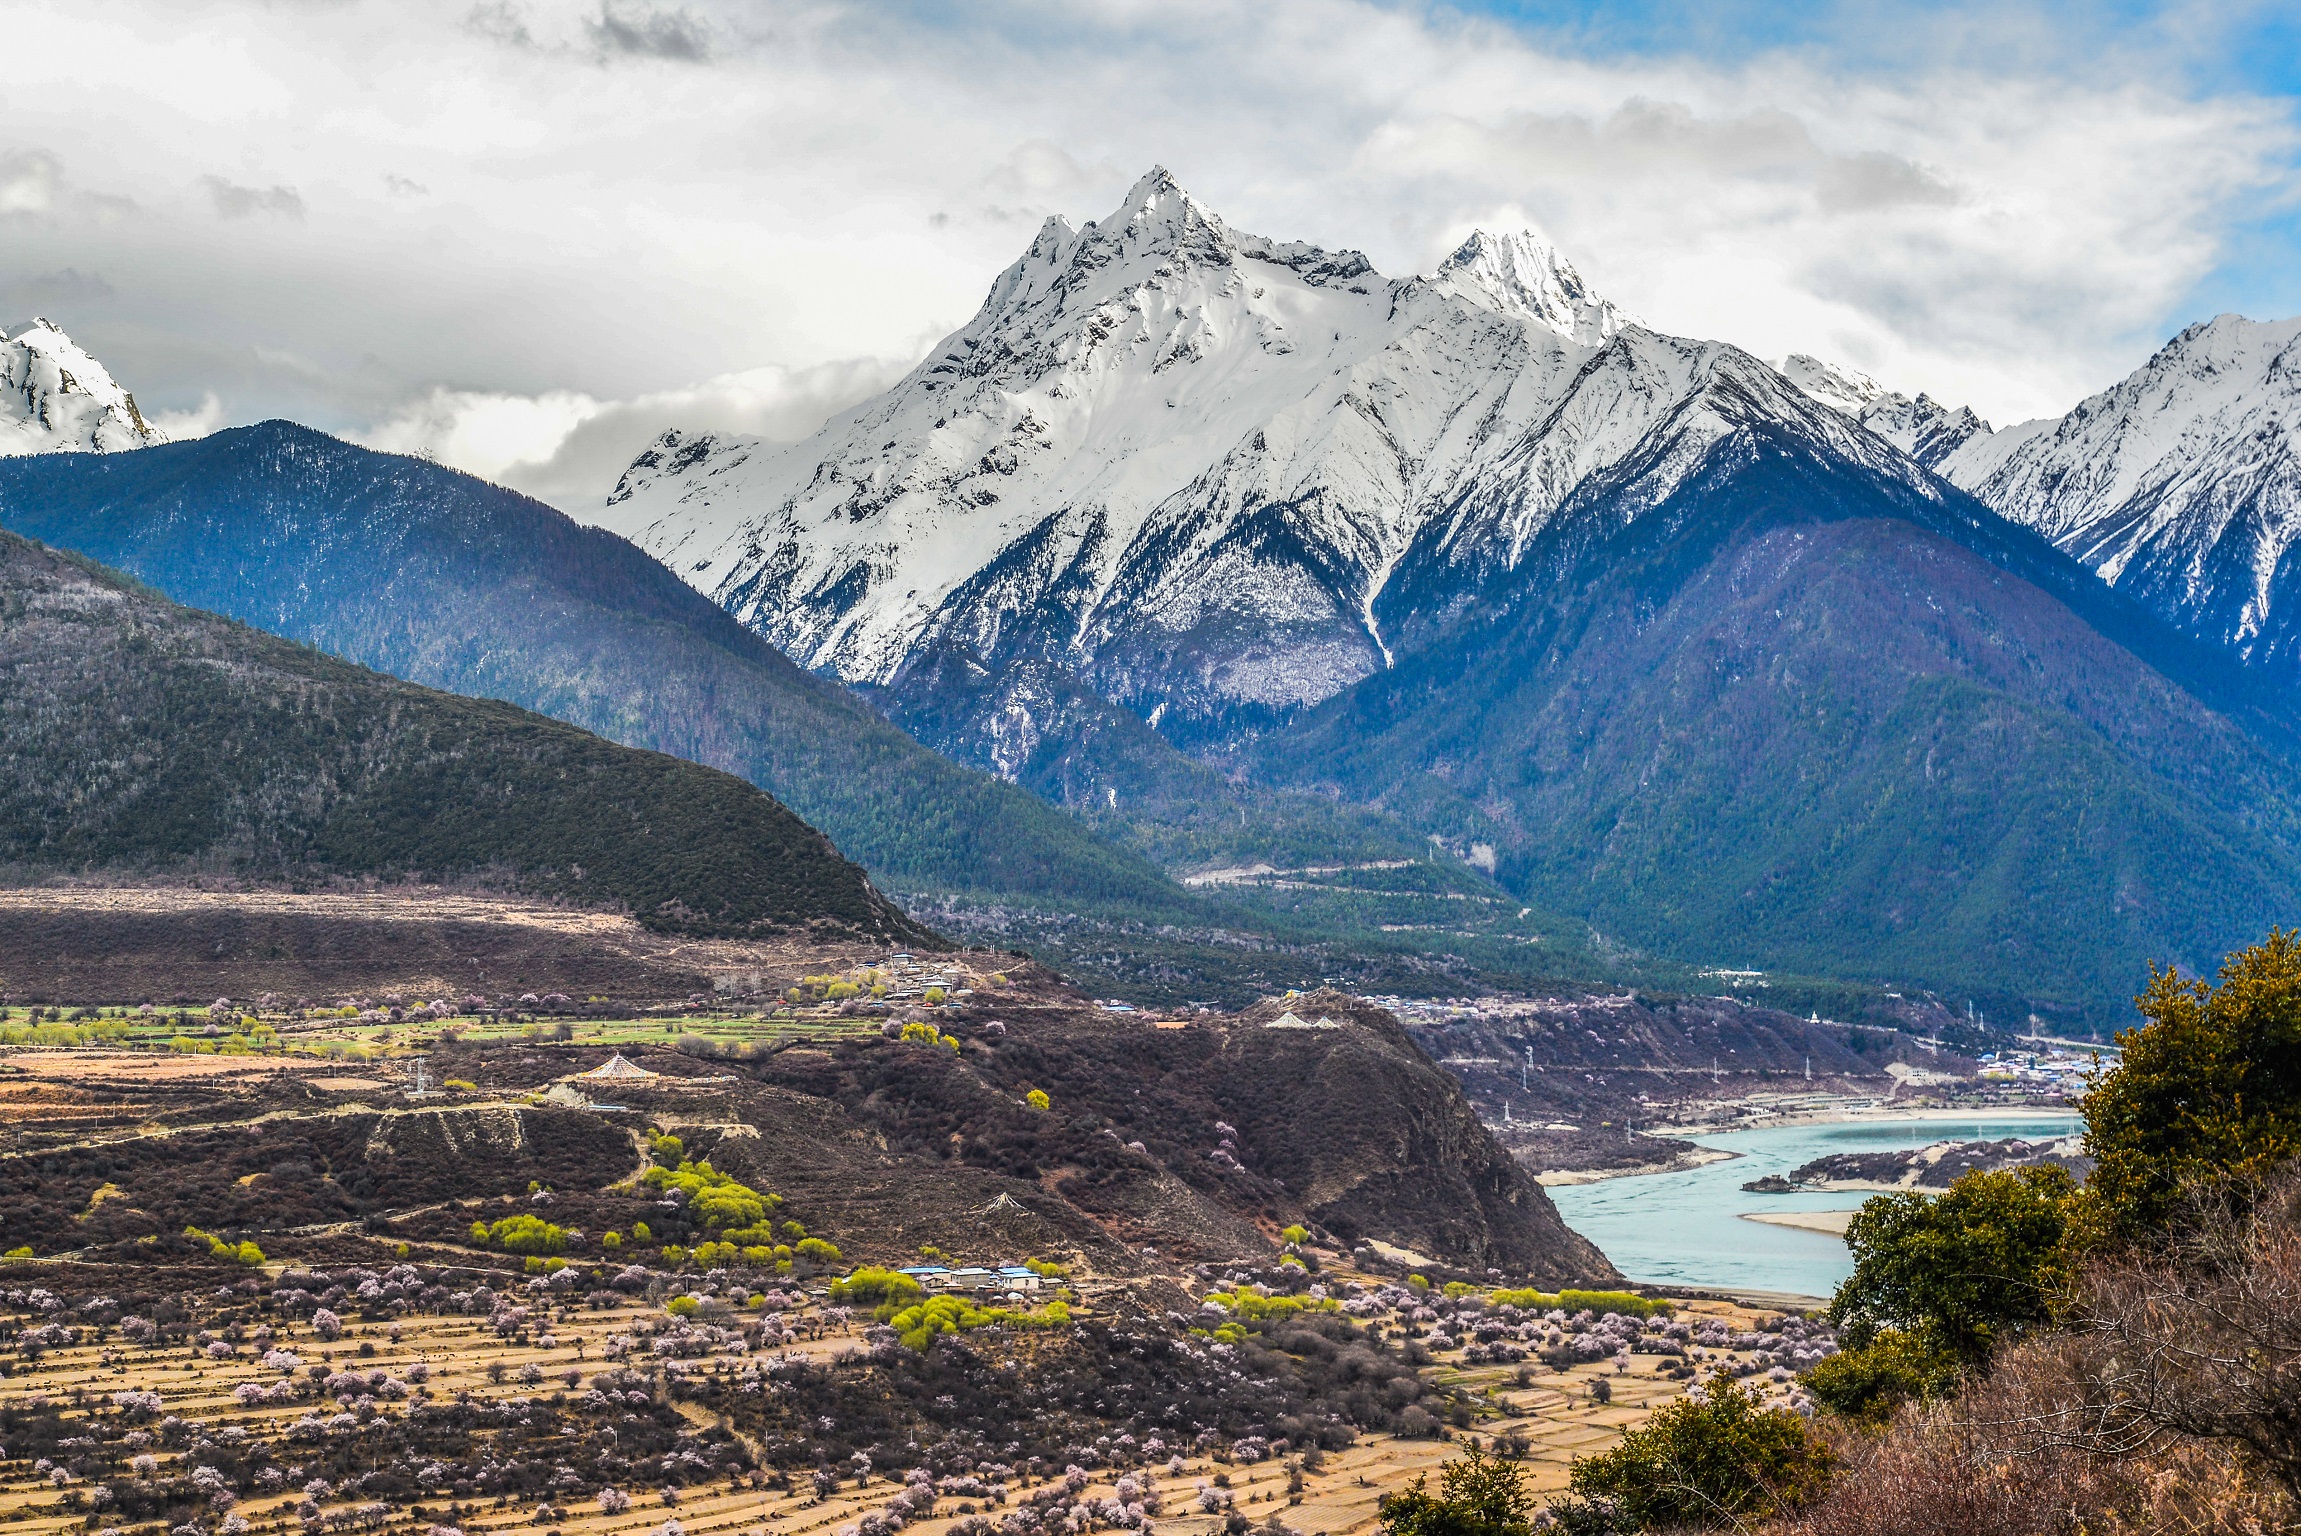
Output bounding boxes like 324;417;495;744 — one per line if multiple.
357;356;910;510
0;0;2289;468
0;149;65;215
202;175;304;220
147;391;226;441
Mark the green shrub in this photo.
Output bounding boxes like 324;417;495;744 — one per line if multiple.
182;1226;265;1266
829;1266;926;1306
2081;929;2301;1245
1025;1089;1050;1111
1379;1448;1535;1536
478;1214;570;1255
1201;1288;1339;1323
666;1295;700;1317
1831;1165;2073;1366
885;1293;1070;1351
1486;1287;1670;1319
1801;1330;1963;1427
642;1157;779;1229
1563;1377;1832;1529
794;1236;841;1266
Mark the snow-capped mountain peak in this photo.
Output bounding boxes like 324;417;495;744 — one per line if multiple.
594;170;1938;757
1935;311;2301;665
1775;351;1991;469
1428;228;1625;345
1776;354;1888;415
2;318;162;456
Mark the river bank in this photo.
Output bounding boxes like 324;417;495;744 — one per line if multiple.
1535;1147;1737;1186
1549;1112;2085;1298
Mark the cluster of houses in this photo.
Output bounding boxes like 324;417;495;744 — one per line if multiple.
1976;1046;2108;1099
899;1263;1048;1296
870;953;976;1003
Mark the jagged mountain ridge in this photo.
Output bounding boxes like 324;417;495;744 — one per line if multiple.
1773;353;1992;469
1784;316;2301;680
596;167;1926;753
1;319;160;456
1940;315;2301;675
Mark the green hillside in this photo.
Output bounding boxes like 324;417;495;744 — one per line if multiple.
0;530;926;944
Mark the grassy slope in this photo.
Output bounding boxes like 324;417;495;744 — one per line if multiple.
0;530;923;943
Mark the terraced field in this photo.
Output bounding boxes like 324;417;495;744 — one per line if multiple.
0;1265;1791;1536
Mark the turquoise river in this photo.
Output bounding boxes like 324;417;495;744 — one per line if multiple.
1547;1112;2084;1303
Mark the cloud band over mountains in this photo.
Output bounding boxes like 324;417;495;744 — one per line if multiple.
0;0;2293;507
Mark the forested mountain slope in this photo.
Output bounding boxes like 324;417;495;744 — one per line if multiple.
0;423;1185;919
0;531;923;943
1269;434;2301;1022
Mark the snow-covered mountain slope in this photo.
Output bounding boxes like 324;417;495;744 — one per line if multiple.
599;168;1934;748
1776;353;1991;469
1929;314;2301;672
1;320;160;456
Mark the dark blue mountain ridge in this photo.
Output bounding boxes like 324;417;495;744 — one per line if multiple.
0;421;1187;917
1260;422;2301;1023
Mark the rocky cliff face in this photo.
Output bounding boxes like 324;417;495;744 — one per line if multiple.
1217;991;1619;1281
662;982;1621;1283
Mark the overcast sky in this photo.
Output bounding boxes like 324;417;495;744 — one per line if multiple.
6;0;2297;510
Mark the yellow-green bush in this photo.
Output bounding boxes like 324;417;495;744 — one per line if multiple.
828;1267;925;1306
885;1293;1070;1350
472;1214;569;1255
641;1158;780;1230
1201;1289;1339;1322
1487;1286;1670;1318
184;1226;265;1266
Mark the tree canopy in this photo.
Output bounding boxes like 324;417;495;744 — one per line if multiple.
1827;1163;2075;1368
1563;1377;1831;1530
1378;1449;1537;1536
2082;928;2301;1245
